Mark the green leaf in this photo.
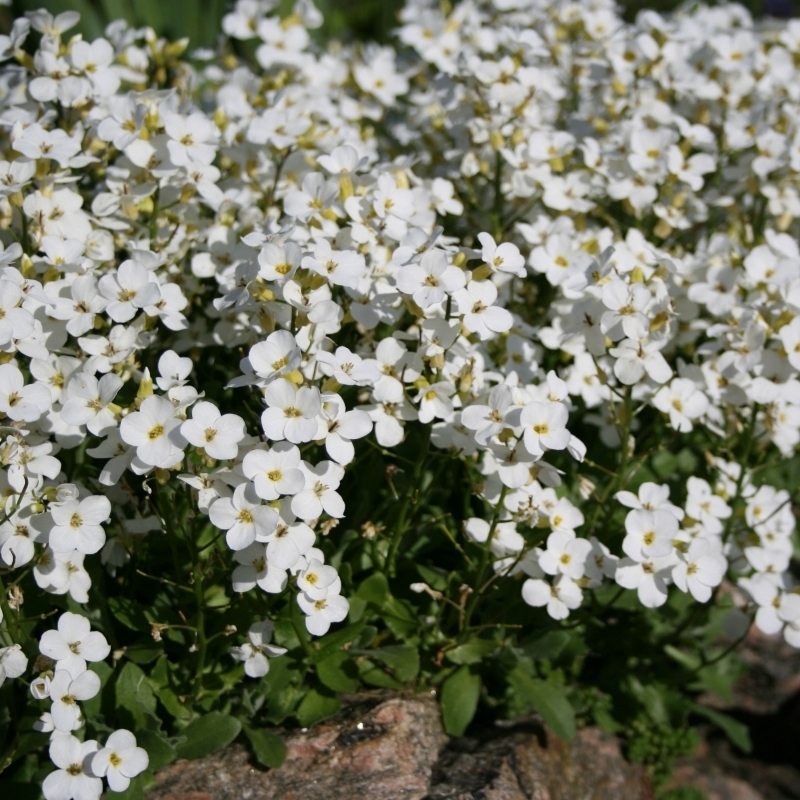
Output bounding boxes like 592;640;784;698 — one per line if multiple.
136;729;177;771
440;666;481;736
316;651;360;692
352;625;378;649
356;573;389;605
309;621;365;663
243;725;287;768
446;639;497;666
627;677;669;726
107;596;151;633
153;685;193;723
416;563;448;591
358;658;404;689
296;687;341;727
125;640;164;665
348;596;367;623
664;645;702;671
115;662;157;730
175;713;241;761
82;661;113;720
380;596;419;640
507;668;576;742
690;705;751;753
364;645;420;681
519;631;570;661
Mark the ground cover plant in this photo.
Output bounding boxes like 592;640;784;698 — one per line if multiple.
0;0;799;796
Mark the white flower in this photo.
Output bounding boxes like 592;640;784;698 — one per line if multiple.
600;280;651;341
365;387;418;447
615;557;671;608
92;730;149;793
673;539;727;603
584;537;619;585
242;442;305;501
232;543;288;594
609;339;672;386
622;509;677;562
464;517;524;557
248;330;301;385
302;240;365;289
209;484;278;551
163;112;219;166
97;97;146;150
296;558;340;600
50;276;107;338
39;612;110;678
685;477;732;535
43;735;102;800
35;549;92;604
297;591;349;636
283;174;338;221
119;395;187;468
262;519;315;571
0;644;27;687
0;363;51;422
261;380;321;444
547;498;585;534
521;576;583;620
156;351;193;391
395;249;466;308
415;381;456;424
477;233;526;278
319;395;372;465
49;496;112;556
538;532;592;580
453;280;513;340
98;259;160;323
258;242;302;283
291;461;345;521
779;317;800;370
0;507;47;567
48;669;101;732
231;620;287;677
519;401;570;458
60;372;122;436
181;401;246;461
0;279;34;346
461;384;515;446
652;379;709;433
739;575;800;635
615;483;684;520
315;346;381;386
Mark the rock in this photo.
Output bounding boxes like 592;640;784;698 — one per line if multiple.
150;694;446;800
673;735;800;800
427;725;654;800
148;694;655;800
668;764;765;800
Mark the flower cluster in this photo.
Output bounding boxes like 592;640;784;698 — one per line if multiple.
0;0;798;792
32;612;148;799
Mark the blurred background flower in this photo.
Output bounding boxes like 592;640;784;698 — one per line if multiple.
1;0;797;48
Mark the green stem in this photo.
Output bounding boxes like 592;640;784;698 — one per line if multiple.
149;186;160;243
290;594;313;658
462;485;509;632
723;403;759;544
492;150;504;237
385;422;432;577
191;557;207;698
588;387;634;535
0;572;22;644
